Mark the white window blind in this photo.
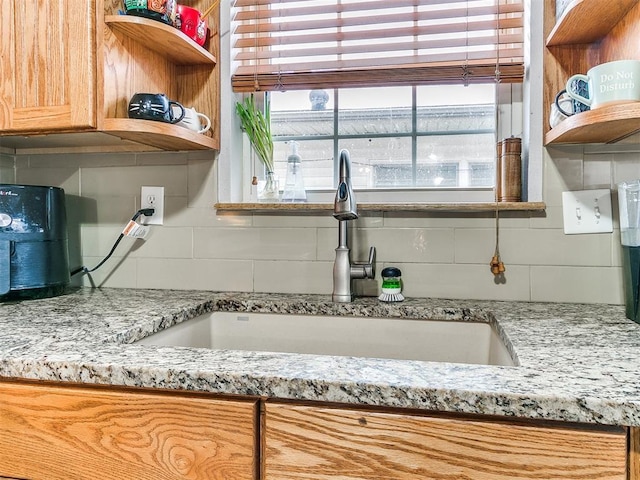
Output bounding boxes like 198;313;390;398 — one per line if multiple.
231;0;524;92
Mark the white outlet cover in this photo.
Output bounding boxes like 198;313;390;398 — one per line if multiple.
562;189;613;235
140;186;164;225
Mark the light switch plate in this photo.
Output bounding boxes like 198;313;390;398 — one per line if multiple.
562;189;613;234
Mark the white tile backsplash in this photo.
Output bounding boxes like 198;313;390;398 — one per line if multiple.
528;205;564;229
11;147;640;304
129;227;194;259
80;225;139;257
531;266;623;304
544;148;584;206
74;256;138;288
499;228;613;267
394;263;531;302
16;167;81;195
253;213;336;228
136;258;254;291
0;154;15;183
80;195;137;225
25;152;136;169
194;227;318;260
82;165;188;197
187;155;217;208
583;155;612;189
254;260;333;294
613;151;640;184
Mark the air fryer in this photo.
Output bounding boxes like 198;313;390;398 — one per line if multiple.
0;185;70;300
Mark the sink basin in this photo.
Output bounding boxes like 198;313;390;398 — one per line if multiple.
135;312;515;366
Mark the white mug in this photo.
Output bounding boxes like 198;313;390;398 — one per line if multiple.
549;102;568;128
173;106;211;134
550;89;590;128
566;60;640;109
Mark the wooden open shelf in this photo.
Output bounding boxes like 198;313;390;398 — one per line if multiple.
215;202;546;214
105;15;217;65
544;0;640;146
546;0;638;46
102;118;218;150
0;118;219;154
545;102;640;144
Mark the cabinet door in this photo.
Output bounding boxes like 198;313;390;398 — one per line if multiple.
0;382;257;480
0;0;96;133
264;403;627;480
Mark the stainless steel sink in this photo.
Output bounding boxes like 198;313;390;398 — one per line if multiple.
135;312;515;366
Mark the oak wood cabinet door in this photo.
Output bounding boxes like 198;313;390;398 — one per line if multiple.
264;403;627;480
0;382;257;480
0;0;97;133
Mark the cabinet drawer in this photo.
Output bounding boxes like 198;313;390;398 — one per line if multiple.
0;382;257;480
264;403;626;480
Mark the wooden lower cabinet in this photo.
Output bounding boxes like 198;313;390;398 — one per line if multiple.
0;382;257;480
0;381;632;480
263;403;628;480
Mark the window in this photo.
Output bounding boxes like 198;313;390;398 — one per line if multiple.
270;84;500;193
230;0;526;203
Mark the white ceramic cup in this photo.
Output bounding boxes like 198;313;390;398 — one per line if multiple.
173;106;211;134
549;102;568;128
550;88;592;128
566;60;640;108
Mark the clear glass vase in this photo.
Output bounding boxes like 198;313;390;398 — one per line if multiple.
258;171;280;202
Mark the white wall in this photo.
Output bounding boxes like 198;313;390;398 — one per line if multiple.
8;144;638;304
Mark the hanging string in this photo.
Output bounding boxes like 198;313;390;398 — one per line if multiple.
253;0;260;91
275;70;284;92
490;0;505;281
462;0;470;86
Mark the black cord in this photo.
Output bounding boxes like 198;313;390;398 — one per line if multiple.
70;208;155;276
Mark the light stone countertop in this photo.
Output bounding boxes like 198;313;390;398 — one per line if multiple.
1;287;639;427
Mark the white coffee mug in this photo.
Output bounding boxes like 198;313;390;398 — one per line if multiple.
173;106;211;134
550;89;591;128
549;102;568;128
566;60;640;108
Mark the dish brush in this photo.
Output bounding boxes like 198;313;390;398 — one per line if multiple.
378;267;404;302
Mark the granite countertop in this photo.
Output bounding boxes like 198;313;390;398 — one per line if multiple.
1;287;639;427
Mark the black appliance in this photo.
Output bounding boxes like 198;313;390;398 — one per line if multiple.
0;185;70;300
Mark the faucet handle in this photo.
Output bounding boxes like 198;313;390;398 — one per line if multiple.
362;246;376;279
367;246;376;278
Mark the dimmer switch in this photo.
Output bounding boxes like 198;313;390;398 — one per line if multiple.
562;189;613;234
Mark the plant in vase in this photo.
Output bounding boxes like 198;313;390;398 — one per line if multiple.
235;95;279;201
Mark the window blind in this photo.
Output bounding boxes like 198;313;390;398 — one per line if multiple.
231;0;524;92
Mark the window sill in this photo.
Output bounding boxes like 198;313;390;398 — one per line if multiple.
214;201;546;214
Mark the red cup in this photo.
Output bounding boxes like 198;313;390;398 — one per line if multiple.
176;4;208;46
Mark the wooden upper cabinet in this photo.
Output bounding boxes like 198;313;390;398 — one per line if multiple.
264;403;627;480
0;381;257;480
0;0;220;153
0;0;96;133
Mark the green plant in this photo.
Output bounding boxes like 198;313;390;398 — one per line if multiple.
235;95;274;172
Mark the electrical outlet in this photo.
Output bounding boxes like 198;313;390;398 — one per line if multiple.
140;186;164;225
562;189;613;234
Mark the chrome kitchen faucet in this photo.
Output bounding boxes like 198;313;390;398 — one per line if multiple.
332;149;376;303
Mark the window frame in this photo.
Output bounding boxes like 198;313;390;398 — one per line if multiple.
240;82;521;204
269;84;505;189
217;0;544;207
